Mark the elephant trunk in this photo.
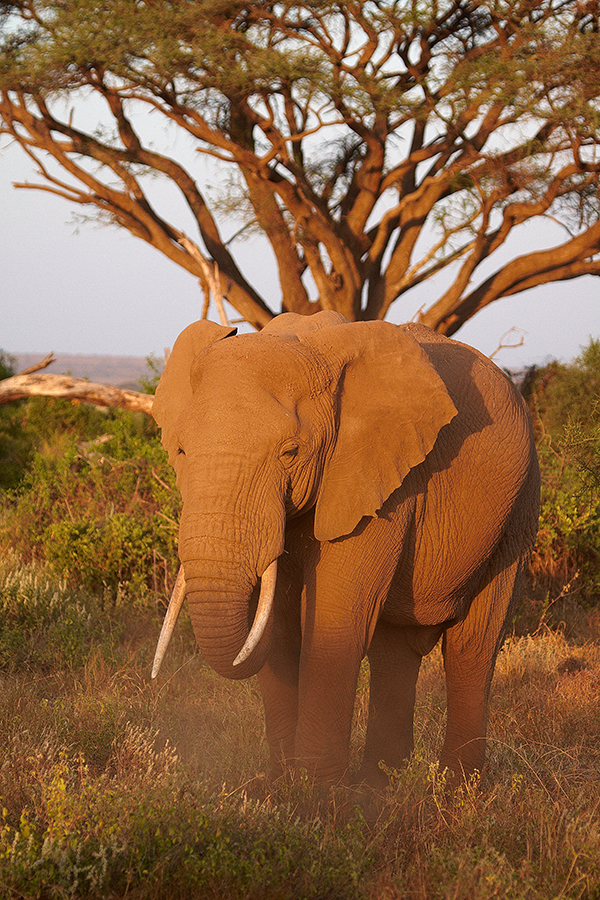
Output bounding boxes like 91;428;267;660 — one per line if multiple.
184;558;276;680
161;452;286;679
150;558;277;680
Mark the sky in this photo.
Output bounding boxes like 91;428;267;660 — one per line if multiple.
2;137;600;371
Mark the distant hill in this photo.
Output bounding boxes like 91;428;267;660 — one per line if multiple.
12;353;156;389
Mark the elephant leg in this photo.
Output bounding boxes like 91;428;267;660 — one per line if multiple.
358;620;443;788
257;661;299;780
256;584;302;781
293;575;366;782
440;547;528;780
294;645;363;783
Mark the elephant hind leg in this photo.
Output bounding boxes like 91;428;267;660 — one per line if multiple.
358;620;442;789
440;545;529;780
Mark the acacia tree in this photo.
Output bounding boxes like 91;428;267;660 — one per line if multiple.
1;0;600;336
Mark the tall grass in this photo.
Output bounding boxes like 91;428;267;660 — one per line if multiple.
1;555;599;899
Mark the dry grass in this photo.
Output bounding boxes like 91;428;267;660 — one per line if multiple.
1;557;599;899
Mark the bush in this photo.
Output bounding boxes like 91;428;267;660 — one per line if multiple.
0;349;130;491
0;351;34;491
523;339;600;443
0;735;372;900
0;555;115;673
0;351;163;492
1;409;180;600
524;339;600;618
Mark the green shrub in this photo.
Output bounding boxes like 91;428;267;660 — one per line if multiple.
3;412;179;598
0;557;108;672
530;444;600;602
44;512;169;596
0;351;32;491
0;352;163;491
523;338;600;443
525;339;600;613
0;733;372;900
0;350;130;491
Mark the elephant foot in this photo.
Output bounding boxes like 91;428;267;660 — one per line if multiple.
436;758;487;793
353;766;390;792
354;754;414;792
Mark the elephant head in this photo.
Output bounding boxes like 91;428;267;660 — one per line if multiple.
151;312;457;680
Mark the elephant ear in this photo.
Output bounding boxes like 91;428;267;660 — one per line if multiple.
152;320;237;464
302;321;458;543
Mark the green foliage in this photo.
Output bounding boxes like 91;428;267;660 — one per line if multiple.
0;557;105;672
524;338;600;443
2;405;179;598
0;741;371;900
0;353;164;491
0;390;108;491
525;338;600;614
138;354;164;395
0;350;15;380
0;351;31;490
44;513;162;595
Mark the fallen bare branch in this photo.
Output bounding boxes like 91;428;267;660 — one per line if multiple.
0;373;153;415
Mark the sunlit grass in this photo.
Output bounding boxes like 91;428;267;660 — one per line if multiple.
1;556;599;899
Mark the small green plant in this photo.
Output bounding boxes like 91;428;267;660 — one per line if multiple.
0;353;165;492
0;351;33;490
137;354;164;395
0;732;373;900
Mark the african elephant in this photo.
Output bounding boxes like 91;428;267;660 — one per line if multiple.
151;311;540;786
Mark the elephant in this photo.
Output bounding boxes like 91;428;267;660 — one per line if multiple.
151;310;540;787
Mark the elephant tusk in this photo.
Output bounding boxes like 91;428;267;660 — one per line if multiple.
233;558;277;667
151;566;186;679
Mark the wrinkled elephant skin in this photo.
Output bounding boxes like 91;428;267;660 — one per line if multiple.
152;311;540;786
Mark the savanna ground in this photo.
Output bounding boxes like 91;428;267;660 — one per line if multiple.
1;349;600;898
2;556;600;899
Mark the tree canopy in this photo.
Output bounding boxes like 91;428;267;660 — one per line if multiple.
1;0;600;333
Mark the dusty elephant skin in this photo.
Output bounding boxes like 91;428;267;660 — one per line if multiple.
152;311;540;787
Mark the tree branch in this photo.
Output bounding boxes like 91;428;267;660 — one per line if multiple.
0;373;154;415
423;220;600;335
17;353;56;375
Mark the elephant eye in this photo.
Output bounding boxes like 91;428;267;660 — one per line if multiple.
280;443;299;466
177;446;185;456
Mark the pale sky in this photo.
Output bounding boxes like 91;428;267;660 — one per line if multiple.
2;138;600;370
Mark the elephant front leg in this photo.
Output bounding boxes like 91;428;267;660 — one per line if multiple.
256;590;302;781
292;551;391;783
293;582;368;783
294;643;363;783
257;662;299;780
359;620;443;789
